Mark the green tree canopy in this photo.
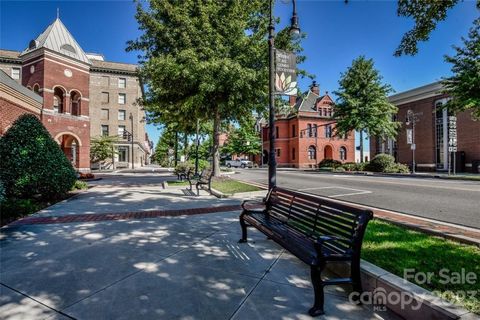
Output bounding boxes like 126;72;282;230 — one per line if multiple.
90;135;118;168
0;114;76;200
222;117;261;157
333;56;400;162
395;0;480;56
442;18;480;119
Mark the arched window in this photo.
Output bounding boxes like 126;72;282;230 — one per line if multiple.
308;146;316;160
53;87;65;113
340;146;347;161
60;44;76;54
33;84;40;93
70;91;81;116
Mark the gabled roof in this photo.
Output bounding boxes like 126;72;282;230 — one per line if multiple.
20;18;91;65
0;70;43;104
298;91;320;113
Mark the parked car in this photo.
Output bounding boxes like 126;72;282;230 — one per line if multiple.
225;159;253;168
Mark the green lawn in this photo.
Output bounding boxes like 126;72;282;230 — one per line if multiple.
363;220;480;314
211;178;261;194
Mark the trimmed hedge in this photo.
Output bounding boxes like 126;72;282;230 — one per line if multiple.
366;154;395;172
0;114;76;200
318;158;342;168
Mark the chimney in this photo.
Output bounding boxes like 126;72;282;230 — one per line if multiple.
289;95;297;106
310;81;319;95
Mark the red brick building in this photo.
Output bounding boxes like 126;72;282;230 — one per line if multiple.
370;81;480;172
261;82;355;168
0;17;150;171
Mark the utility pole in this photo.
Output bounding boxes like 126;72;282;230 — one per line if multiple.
195;119;200;175
406;109;420;174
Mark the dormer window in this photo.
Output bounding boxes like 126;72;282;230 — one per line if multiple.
29;40;37;50
60;44;76;54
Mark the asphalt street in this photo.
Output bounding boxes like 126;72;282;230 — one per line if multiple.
233;168;480;229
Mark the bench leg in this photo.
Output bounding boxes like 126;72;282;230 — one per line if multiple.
351;260;363;304
309;265;325;316
238;211;248;243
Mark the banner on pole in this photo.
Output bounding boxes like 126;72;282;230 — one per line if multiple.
448;116;457;152
275;49;297;96
406;129;413;144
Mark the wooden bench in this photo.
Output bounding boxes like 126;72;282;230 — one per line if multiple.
238;187;373;316
187;168;213;195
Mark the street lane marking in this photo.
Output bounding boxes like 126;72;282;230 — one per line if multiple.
298;186;372;198
330;191;372;198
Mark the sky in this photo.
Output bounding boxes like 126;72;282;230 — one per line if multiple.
1;0;478;150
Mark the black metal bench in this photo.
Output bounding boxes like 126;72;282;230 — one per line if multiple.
187;168;213;195
238;186;373;316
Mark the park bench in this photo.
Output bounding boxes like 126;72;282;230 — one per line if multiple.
238;186;373;316
187;168;213;196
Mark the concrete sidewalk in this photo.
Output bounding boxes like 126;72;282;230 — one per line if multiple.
0;173;395;320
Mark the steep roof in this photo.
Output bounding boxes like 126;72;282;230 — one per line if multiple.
20;18;91;65
90;60;137;73
0;70;43;104
0;49;21;60
298;91;320;113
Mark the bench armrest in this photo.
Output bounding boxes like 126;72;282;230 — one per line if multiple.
241;199;266;211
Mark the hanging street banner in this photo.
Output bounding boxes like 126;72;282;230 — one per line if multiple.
448;116;457;152
406;128;413;144
275;49;297;96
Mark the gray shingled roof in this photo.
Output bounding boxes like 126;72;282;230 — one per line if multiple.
20;18;91;65
0;70;43;104
297;91;320;112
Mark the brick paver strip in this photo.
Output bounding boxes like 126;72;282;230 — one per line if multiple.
8;205;245;226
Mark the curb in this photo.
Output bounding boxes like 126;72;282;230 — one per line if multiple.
326;260;476;320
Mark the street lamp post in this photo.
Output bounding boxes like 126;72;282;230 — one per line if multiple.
406;109;419;174
129;113;134;170
268;0;300;189
195;119;200;176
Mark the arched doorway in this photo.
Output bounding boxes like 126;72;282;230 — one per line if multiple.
324;145;333;159
56;133;81;169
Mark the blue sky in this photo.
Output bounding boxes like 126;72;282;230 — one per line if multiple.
1;0;478;149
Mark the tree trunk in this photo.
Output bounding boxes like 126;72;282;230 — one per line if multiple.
359;130;364;163
212;106;221;177
184;133;188;160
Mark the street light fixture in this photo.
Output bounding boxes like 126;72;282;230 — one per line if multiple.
268;0;300;189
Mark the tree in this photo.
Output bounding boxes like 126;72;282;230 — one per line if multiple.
333;56;400;162
222;117;261;158
395;0;480;56
90;136;118;169
442;18;480;119
153;126;176;166
0;114;76;200
128;0;307;176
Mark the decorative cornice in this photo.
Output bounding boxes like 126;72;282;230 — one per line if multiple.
389;81;444;106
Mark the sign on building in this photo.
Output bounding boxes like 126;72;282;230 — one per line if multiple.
448;116;457;152
275;49;297;96
406;129;413;144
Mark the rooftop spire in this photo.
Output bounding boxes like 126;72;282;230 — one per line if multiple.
57;8;59;20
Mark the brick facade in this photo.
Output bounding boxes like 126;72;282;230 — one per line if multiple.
261;83;355;168
370;82;480;172
0;97;40;135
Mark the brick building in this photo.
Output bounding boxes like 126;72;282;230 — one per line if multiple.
370;81;480;172
261;82;355;168
0;17;150;170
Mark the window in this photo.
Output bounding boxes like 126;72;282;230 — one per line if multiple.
33;84;40;93
101;109;109;120
118;93;126;104
118;110;126;121
292;124;296;137
11;67;20;80
325;125;332;138
276;126;279;138
118;125;126;136
118;146;128;162
60;44;76;54
118;78;126;89
101;92;109;104
101;125;109;136
307;124;312;137
276;149;281;157
308;146;316;160
340;147;347;161
292;148;295;160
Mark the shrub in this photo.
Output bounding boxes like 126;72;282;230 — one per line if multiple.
355;162;368;171
385;163;410;174
72;180;88;190
0;180;5;204
0;114;76;200
366;154;395;172
334;166;346;172
1;198;42;221
342;162;357;171
174;162;194;177
318;159;342;168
